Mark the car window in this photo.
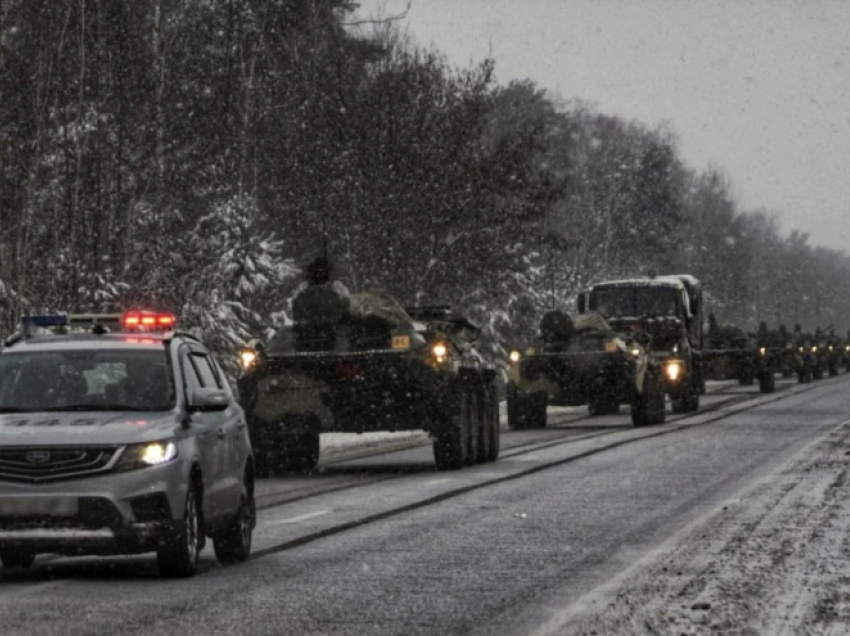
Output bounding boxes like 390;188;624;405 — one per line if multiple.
191;353;221;389
0;349;173;412
180;349;203;397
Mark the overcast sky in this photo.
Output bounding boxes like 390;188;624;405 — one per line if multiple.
360;0;850;251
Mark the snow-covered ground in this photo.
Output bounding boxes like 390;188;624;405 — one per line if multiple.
319;400;514;461
560;417;850;635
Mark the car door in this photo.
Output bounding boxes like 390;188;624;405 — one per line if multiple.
187;347;243;516
179;346;228;524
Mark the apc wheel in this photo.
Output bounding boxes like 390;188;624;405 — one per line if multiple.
507;389;547;430
157;483;201;578
277;419;320;472
434;389;475;470
672;391;699;414
632;372;666;427
250;423;275;478
588;393;620;416
482;387;500;462
465;390;480;466
0;550;35;569
477;387;499;463
213;481;255;565
737;368;755;386
759;371;776;393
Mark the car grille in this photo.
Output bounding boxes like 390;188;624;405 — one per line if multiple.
0;446;119;483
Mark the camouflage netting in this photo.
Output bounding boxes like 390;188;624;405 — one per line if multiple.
349;291;413;328
572;312;615;334
291;281;351;323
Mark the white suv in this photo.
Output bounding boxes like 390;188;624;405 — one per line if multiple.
0;312;255;577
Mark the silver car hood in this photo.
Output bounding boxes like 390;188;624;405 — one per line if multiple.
0;411;180;447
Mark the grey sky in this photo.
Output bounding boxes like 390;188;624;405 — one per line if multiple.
362;0;850;251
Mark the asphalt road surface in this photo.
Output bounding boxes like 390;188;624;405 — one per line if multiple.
2;374;849;636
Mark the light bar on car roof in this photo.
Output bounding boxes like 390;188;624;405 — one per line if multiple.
24;314;68;328
122;311;177;331
21;313;122;337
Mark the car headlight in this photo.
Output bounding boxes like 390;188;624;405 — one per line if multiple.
630;347;641;357
759;347;766;356
665;360;684;382
116;440;178;472
509;350;521;364
812;346;818;353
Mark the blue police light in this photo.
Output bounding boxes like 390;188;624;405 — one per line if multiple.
24;315;68;328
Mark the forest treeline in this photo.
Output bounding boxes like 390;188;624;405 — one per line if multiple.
1;0;848;363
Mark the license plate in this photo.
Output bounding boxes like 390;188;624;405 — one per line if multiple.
392;335;411;350
604;341;618;352
0;497;79;517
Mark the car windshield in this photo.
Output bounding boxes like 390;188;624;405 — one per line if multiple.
593;286;680;318
0;349;173;413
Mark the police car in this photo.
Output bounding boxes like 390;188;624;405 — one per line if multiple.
0;311;255;577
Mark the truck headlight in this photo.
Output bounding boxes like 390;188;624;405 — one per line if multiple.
509;350;521;364
427;342;450;367
665;360;684;382
116;440;178;472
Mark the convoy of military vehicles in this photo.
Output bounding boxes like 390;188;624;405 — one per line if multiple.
232;267;849;475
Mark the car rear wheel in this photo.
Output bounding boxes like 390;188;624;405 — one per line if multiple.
213;481;255;565
157;483;201;578
0;550;35;569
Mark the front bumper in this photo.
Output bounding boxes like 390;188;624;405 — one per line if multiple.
0;462;187;556
514;352;635;406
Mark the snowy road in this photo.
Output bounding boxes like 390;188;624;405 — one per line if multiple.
1;375;849;635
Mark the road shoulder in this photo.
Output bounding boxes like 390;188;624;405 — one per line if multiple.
538;416;850;635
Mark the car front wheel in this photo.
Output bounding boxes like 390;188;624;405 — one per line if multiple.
213;481;255;564
157;483;201;578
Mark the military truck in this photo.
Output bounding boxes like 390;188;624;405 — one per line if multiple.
704;319;777;393
577;274;704;413
236;295;500;475
506;311;667;429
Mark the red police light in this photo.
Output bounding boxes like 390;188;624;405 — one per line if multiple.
122;311;177;331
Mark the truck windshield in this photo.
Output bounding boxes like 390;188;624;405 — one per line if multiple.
0;349;173;413
593;286;680;318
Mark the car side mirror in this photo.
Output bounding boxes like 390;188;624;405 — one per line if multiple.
188;387;230;412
